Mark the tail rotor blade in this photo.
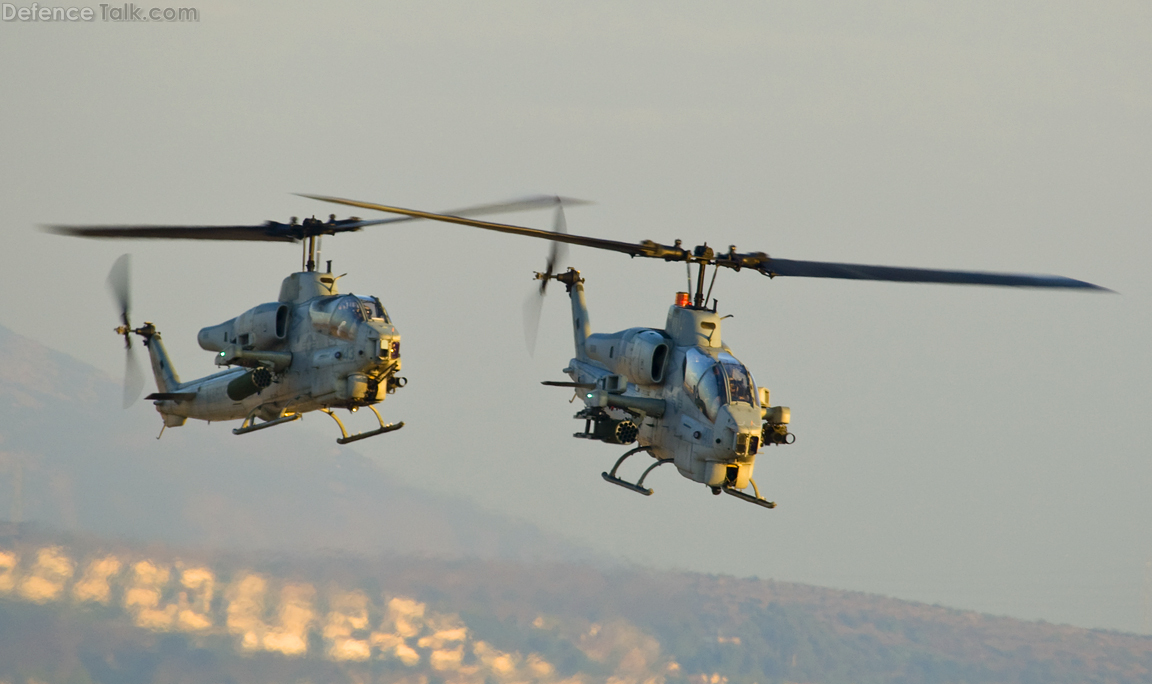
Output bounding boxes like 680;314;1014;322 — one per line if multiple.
107;254;131;325
108;253;144;406
524;201;570;353
540;203;569;295
107;253;133;349
522;292;544;357
123;343;145;409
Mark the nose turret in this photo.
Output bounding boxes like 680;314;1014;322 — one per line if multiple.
718;402;762;457
699;403;762;490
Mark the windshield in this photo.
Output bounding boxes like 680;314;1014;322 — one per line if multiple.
719;353;756;406
310;296;364;340
683;349;759;421
357;295;390;323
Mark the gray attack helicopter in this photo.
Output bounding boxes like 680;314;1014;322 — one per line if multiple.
49;197;582;443
302;193;1109;508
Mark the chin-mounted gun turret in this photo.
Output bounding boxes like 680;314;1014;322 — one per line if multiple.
758;388;795;446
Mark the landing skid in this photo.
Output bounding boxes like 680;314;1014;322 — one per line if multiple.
233;410;301;435
601;446;673;496
720;478;776;509
322;405;404;445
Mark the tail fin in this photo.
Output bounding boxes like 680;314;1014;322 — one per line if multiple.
144;331;181;393
568;277;591;361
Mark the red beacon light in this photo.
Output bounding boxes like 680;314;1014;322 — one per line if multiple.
674;291;691;308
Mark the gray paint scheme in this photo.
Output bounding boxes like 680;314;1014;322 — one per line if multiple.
144;271;403;434
559;271;788;505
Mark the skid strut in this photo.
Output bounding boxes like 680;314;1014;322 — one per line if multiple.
602;446;673;496
721;477;776;509
322;405;404;445
233;409;300;436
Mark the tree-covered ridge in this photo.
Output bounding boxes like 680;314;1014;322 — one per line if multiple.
1;527;1150;684
0;530;678;684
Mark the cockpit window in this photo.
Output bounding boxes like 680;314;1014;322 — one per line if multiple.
683;348;710;392
696;364;726;421
684;349;721;421
310;295;364;340
719;352;757;406
683;349;759;421
356;295;390;323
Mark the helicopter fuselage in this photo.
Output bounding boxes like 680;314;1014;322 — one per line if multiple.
144;271;403;434
557;272;790;504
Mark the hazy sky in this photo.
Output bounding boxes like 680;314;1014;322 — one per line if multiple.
1;1;1149;633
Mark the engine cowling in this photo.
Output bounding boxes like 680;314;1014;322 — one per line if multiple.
585;328;670;386
198;302;289;351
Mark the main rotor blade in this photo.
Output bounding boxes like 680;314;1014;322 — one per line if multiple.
761;258;1110;290
300;194;651;257
47;223;300;242
47;195;590;242
300;194;1109;291
456;194;590;221
349;194;592;228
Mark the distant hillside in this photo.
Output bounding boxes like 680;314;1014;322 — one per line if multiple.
1;527;1150;684
4;325;1152;683
0;322;593;562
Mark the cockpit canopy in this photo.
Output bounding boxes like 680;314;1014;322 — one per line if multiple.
309;295;390;340
683;349;758;422
355;295;390;322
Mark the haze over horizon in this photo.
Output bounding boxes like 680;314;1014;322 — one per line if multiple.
0;1;1148;635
